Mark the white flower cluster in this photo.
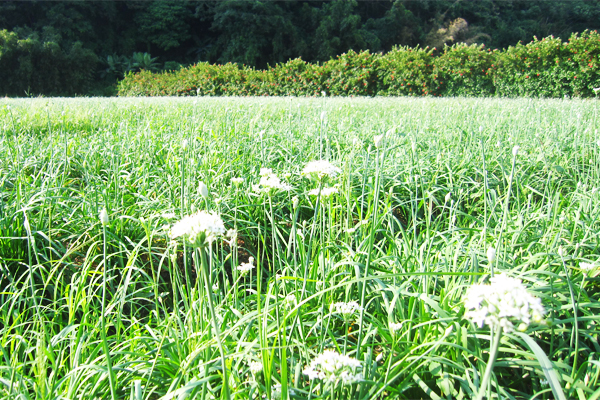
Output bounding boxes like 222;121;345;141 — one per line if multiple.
237;257;255;275
308;187;338;197
464;274;545;333
270;384;295;399
330;301;363;321
231;177;244;186
170;211;226;248
284;294;297;309
253;168;292;194
580;262;599;278
303;350;363;385
249;360;263;375
302;160;341;181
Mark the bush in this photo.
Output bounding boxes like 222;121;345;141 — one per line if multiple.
377;45;435;96
118;30;600;99
434;43;497;97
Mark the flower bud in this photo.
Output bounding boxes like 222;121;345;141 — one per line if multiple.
198;181;209;198
99;208;109;226
487;246;496;264
512;145;520;157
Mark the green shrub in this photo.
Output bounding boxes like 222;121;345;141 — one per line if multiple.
118;31;600;99
434;43;497;97
378;45;435;96
323;50;378;96
495;31;600;97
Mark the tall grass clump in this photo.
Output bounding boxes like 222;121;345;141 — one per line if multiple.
0;96;599;399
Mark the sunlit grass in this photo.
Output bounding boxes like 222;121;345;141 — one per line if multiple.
0;96;599;399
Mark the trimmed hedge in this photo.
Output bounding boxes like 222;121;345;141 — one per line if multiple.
118;31;600;98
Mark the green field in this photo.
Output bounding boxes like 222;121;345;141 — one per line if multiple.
1;97;599;399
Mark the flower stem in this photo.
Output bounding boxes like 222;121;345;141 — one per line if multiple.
475;327;502;400
199;248;230;400
101;225;117;399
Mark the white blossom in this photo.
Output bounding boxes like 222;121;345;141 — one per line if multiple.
170;211;226;248
303;350;363;385
302;160;341;181
254;169;292;193
330;301;363;322
445;192;451;203
271;384;295;399
231;177;244;186
249;361;263;375
580;262;598;277
512;145;520;157
487;247;496;264
464;274;545;333
374;134;384;149
198;181;209;198
237;257;255;275
99;208;109;226
308;187;338;197
284;294;297;309
389;322;403;333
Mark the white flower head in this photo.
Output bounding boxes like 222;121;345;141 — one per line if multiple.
170;211;226;248
308;187;338;198
445;192;451;203
389;322;403;333
99;208;109;226
374;134;384;149
284;294;297;309
580;262;599;278
302;160;341;181
464;274;545;333
255;168;292;194
231;177;244;186
237;257;255;275
487;246;496;264
303;350;363;385
198;181;209;198
270;384;295;399
249;360;263;375
512;145;520;157
292;196;300;209
330;301;363;322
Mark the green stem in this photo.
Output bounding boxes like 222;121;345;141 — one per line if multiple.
101;225;117;400
199;248;230;400
475;327;502;400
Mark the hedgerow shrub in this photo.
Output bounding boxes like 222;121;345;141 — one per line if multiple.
377;46;435;96
323;50;378;96
118;30;600;98
0;29;97;96
433;43;497;97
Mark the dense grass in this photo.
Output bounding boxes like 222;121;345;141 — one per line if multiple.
0;96;599;399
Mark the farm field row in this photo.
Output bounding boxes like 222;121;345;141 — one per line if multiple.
0;96;599;399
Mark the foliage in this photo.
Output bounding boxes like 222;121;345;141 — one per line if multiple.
0;29;97;96
0;96;598;399
377;45;435;96
119;31;600;99
495;31;600;97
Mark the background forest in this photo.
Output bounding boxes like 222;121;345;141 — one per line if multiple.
1;0;599;96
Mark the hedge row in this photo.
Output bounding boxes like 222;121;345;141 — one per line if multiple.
118;31;600;98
